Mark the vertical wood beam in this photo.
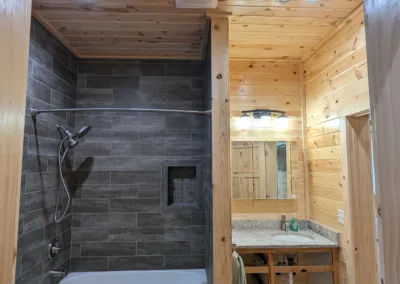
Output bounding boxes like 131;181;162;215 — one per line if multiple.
211;17;232;284
300;63;310;219
364;1;400;283
0;1;32;283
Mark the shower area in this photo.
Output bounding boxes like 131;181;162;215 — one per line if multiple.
16;18;213;284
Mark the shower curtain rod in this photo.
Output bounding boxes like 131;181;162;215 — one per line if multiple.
30;107;212;117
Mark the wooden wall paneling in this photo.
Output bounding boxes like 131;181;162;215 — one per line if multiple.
265;142;278;199
0;1;32;283
256;142;266;199
343;115;378;284
365;1;400;282
232;142;254;199
211;17;231;284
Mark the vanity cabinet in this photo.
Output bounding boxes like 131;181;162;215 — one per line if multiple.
236;247;340;284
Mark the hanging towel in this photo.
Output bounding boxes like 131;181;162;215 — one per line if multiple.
232;251;247;284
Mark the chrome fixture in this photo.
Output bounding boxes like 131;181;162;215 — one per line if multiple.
55;124;92;222
49;270;66;278
281;215;287;231
240;109;289;128
48;239;62;259
31;107;211;117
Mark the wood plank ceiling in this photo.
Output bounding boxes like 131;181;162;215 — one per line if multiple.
31;0;363;60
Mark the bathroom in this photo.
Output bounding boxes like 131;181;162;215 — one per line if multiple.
1;0;393;284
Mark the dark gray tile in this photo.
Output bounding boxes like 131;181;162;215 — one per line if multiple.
27;77;51;104
22;155;48;174
165;63;204;77
137;213;191;227
87;75;139;89
109;227;163;241
165;90;204;102
78;63;114;75
166;143;204;156
53;59;77;86
166;115;204;130
112;115;166;130
27;136;59;156
23;206;55;233
110;199;160;213
192;130;205;142
82;184;138;199
137;184;160;199
111;171;160;184
113;63;165;76
72;199;110;213
137;241;190;256
140;76;192;91
77;74;87;88
71;257;108;272
74;142;112;157
74;157;138;171
17;228;44;255
24;116;50;138
111;143;165;156
33;23;69;66
69;55;78;74
15;263;42;284
20;189;57;214
81;242;137;256
139;130;191;143
72;214;81;227
165;255;205;269
29;40;53;70
32;62;69;96
25;172;59;192
164;226;205;241
76;88;113;104
30;98;67;125
81;213;137;228
109;256;164;271
191;242;206;255
73;171;111;185
50;90;75;109
192;78;204;90
71;228;108;242
71;243;81;257
192;213;205;225
84;129;139;143
21;243;47;274
76;115;112;129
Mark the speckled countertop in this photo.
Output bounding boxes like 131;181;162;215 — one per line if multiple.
232;220;340;249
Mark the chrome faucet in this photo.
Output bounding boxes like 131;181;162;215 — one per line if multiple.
281;215;287;231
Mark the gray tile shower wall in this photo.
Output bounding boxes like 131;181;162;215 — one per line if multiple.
16;18;77;284
72;60;207;271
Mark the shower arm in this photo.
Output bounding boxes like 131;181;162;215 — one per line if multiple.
31;107;212;117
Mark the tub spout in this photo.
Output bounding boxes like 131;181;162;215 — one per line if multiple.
49;270;66;277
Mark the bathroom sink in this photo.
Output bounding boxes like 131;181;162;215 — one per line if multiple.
271;232;315;242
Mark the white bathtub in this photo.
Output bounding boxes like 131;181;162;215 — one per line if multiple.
60;269;208;284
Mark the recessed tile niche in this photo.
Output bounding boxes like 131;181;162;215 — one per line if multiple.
161;160;203;213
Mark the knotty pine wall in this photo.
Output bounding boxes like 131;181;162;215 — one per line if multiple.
229;61;306;219
303;9;369;284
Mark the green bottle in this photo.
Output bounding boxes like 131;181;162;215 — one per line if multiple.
290;215;299;232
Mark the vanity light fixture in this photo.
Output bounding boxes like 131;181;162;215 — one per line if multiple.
240;109;289;129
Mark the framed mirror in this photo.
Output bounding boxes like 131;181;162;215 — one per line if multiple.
232;141;299;200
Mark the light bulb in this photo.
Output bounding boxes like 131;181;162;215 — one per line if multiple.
260;112;271;127
277;114;289;128
239;113;252;129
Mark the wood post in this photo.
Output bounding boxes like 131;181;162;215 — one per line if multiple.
0;1;32;283
364;1;400;283
211;17;232;284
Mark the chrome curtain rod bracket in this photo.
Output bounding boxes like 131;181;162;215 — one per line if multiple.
31;108;212;117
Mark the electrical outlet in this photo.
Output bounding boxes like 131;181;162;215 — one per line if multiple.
338;209;345;224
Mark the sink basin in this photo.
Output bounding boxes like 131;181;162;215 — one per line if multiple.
271;232;315;242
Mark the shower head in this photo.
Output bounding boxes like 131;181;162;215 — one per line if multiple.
76;126;92;138
57;124;91;148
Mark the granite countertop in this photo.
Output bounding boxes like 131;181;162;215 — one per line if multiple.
232;220;340;249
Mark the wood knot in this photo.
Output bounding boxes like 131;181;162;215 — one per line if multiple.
214;24;219;30
217;74;223;79
221;236;226;242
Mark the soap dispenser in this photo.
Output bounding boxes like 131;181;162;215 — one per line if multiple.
289;214;299;232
